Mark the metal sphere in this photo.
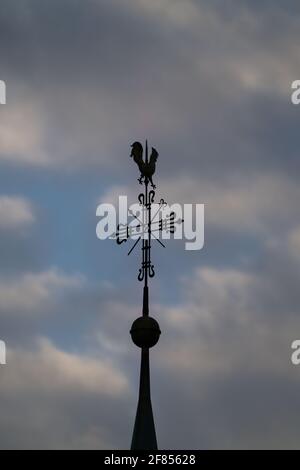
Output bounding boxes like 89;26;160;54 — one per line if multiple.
130;316;161;348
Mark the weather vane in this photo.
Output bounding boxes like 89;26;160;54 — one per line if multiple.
116;140;183;450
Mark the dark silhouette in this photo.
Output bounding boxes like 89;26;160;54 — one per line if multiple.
130;141;158;189
116;141;183;449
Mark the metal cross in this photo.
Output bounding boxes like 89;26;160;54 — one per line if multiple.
116;140;183;284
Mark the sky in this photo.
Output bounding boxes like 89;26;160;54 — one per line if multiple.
0;0;300;449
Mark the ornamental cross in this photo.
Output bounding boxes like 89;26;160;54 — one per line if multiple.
116;140;183;283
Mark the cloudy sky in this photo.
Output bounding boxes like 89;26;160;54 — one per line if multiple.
0;0;300;449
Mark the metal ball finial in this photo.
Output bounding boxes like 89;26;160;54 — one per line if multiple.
130;316;161;348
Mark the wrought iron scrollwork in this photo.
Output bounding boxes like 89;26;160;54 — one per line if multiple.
116;223;129;244
116;141;184;287
149;264;155;278
138;193;145;206
138;267;144;281
148;190;155;204
138;260;155;281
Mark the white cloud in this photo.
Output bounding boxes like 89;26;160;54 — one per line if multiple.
0;196;35;230
135;0;201;28
161;174;300;234
99;173;300;236
0;338;129;449
0;102;49;166
3;337;128;396
157;263;298;379
0;268;84;314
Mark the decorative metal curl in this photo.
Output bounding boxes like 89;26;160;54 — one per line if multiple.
138;261;155;281
149;264;155;277
138;193;145;206
138;267;144;281
148;190;155;204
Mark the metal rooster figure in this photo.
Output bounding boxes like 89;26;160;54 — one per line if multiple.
130;141;158;189
116;140;183;450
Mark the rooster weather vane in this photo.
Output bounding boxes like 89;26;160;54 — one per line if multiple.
116;140;183;450
131;141;158;188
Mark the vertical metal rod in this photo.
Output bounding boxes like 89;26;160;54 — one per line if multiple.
142;140;149;316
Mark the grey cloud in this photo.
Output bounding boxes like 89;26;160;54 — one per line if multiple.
0;338;131;449
0;0;300;450
0;242;300;448
0;196;34;229
152;256;300;448
0;0;299;179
